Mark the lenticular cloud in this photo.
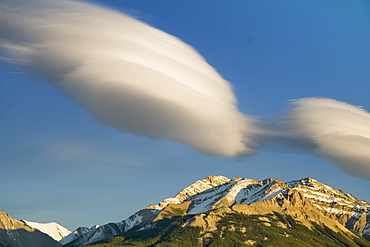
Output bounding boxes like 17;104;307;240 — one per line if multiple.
0;0;257;157
284;98;370;179
1;1;370;179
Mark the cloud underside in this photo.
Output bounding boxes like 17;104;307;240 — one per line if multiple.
1;0;369;179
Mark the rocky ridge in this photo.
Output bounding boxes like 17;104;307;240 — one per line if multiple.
61;176;370;246
0;210;61;247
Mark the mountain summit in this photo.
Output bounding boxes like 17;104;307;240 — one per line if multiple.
61;176;370;246
0;210;61;247
22;220;71;241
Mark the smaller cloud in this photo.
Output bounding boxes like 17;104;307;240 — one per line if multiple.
282;98;370;179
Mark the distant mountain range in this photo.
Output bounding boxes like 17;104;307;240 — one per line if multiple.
1;175;369;246
59;175;370;247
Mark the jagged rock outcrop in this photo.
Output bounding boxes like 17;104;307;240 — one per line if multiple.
60;176;370;246
0;210;61;247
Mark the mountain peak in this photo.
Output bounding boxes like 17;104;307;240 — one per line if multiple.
204;175;230;183
148;175;232;210
61;175;370;246
288;176;318;185
287;177;346;196
23;220;71;241
0;211;61;247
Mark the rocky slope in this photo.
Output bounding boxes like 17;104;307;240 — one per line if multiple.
60;176;232;246
61;176;370;246
0;210;61;247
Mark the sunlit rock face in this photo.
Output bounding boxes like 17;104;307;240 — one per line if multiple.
61;175;370;246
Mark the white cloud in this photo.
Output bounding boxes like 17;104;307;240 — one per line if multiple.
0;0;258;157
1;1;369;179
282;98;370;179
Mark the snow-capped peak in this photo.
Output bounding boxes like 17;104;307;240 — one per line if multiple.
60;175;370;246
149;175;233;210
23;220;71;241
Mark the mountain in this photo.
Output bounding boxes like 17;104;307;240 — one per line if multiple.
22;220;71;241
61;176;370;247
0;210;61;247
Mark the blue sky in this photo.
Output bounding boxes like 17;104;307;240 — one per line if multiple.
1;0;369;231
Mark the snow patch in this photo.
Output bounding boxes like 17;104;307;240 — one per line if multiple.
124;214;143;232
23;220;71;241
